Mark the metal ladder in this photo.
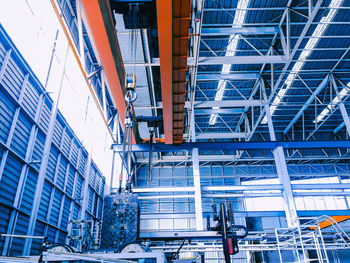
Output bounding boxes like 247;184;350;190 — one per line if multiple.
275;218;329;263
302;216;350;251
274;215;350;263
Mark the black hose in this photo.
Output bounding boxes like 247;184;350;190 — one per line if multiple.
148;130;154;183
232;225;248;239
171;240;185;261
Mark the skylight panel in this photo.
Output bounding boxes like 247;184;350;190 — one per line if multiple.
262;0;343;124
209;0;250;125
314;82;350;123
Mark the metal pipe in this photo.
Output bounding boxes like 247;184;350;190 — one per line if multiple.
0;234;44;239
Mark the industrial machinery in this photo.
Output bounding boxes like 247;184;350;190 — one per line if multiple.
100;193;139;251
100;74;140;252
139;203;248;263
110;0;157;29
208;203;248;262
118;74;137;194
100;74;248;262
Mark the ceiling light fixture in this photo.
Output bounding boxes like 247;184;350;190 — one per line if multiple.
314;82;350;123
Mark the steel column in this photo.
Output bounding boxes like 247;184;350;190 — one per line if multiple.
23;44;70;255
0;49;12;81
0;106;20;181
2;123;37;255
81;153;92;220
265;103;298;228
331;75;350;136
101;72;108;119
191;110;203;230
193;147;204;230
76;0;85;68
66;170;78;244
0;69;25;181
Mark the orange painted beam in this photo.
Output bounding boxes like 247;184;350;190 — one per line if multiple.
157;0;173;144
50;0;114;139
172;0;191;143
80;0;139;143
319;216;350;229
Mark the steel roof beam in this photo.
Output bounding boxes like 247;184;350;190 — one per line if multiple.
133;187;195;193
136;155;350;163
195;55;287;65
150;56;287;65
204;184;350;191
201;27;278;36
141;210;350;219
193;100;264;108
112;140;350;152
195;108;243;115
199;35;350;41
283;75;329;135
203;7;350;12
133;184;350;192
196;132;247;139
334;121;345;133
132;57;350;67
196;73;260;81
202;21;350;26
243;0;323;144
157;100;264;109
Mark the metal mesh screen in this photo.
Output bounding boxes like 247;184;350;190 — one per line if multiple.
100;193;139;251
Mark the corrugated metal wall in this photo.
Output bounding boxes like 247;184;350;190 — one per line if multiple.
0;24;105;256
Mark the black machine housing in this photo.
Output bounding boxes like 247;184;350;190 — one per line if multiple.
109;0;157;29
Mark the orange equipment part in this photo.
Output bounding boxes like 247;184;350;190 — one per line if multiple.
142;138;165;143
80;0;137;143
50;0;113;139
172;0;191;143
157;0;191;144
156;0;173;144
310;215;350;230
81;0;126;121
319;216;350;229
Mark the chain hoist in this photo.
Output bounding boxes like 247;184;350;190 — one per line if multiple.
118;74;137;193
